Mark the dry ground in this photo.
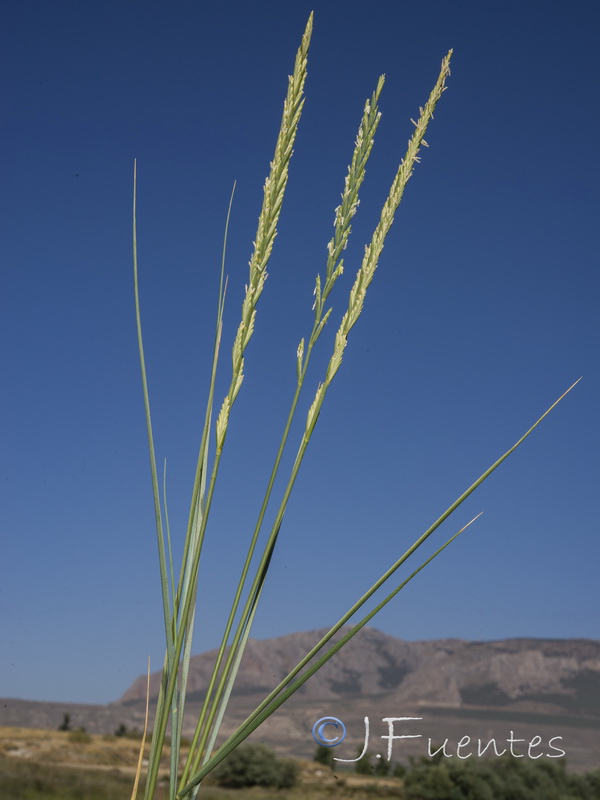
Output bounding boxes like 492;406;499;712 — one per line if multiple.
0;725;401;800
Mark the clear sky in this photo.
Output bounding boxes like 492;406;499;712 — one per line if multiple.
1;0;598;705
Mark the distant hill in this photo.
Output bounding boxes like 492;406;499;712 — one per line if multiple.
117;627;600;716
2;627;599;771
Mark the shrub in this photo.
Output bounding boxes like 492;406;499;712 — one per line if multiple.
404;763;456;800
374;757;390;777
392;762;407;779
58;713;71;731
314;743;336;770
213;743;298;789
68;728;92;744
355;750;374;775
403;757;600;800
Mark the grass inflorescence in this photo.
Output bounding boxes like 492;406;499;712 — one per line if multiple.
130;12;578;800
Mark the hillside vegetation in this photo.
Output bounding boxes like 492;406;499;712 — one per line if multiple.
1;726;599;800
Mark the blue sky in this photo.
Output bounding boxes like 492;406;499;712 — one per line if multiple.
1;0;598;705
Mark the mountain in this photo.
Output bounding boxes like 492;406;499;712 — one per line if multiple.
2;628;599;771
118;627;600;718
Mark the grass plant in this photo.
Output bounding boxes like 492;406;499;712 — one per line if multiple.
131;12;578;800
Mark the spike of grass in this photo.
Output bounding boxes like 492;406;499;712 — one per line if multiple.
131;13;579;800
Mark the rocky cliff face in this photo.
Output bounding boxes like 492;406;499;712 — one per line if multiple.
117;627;600;717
